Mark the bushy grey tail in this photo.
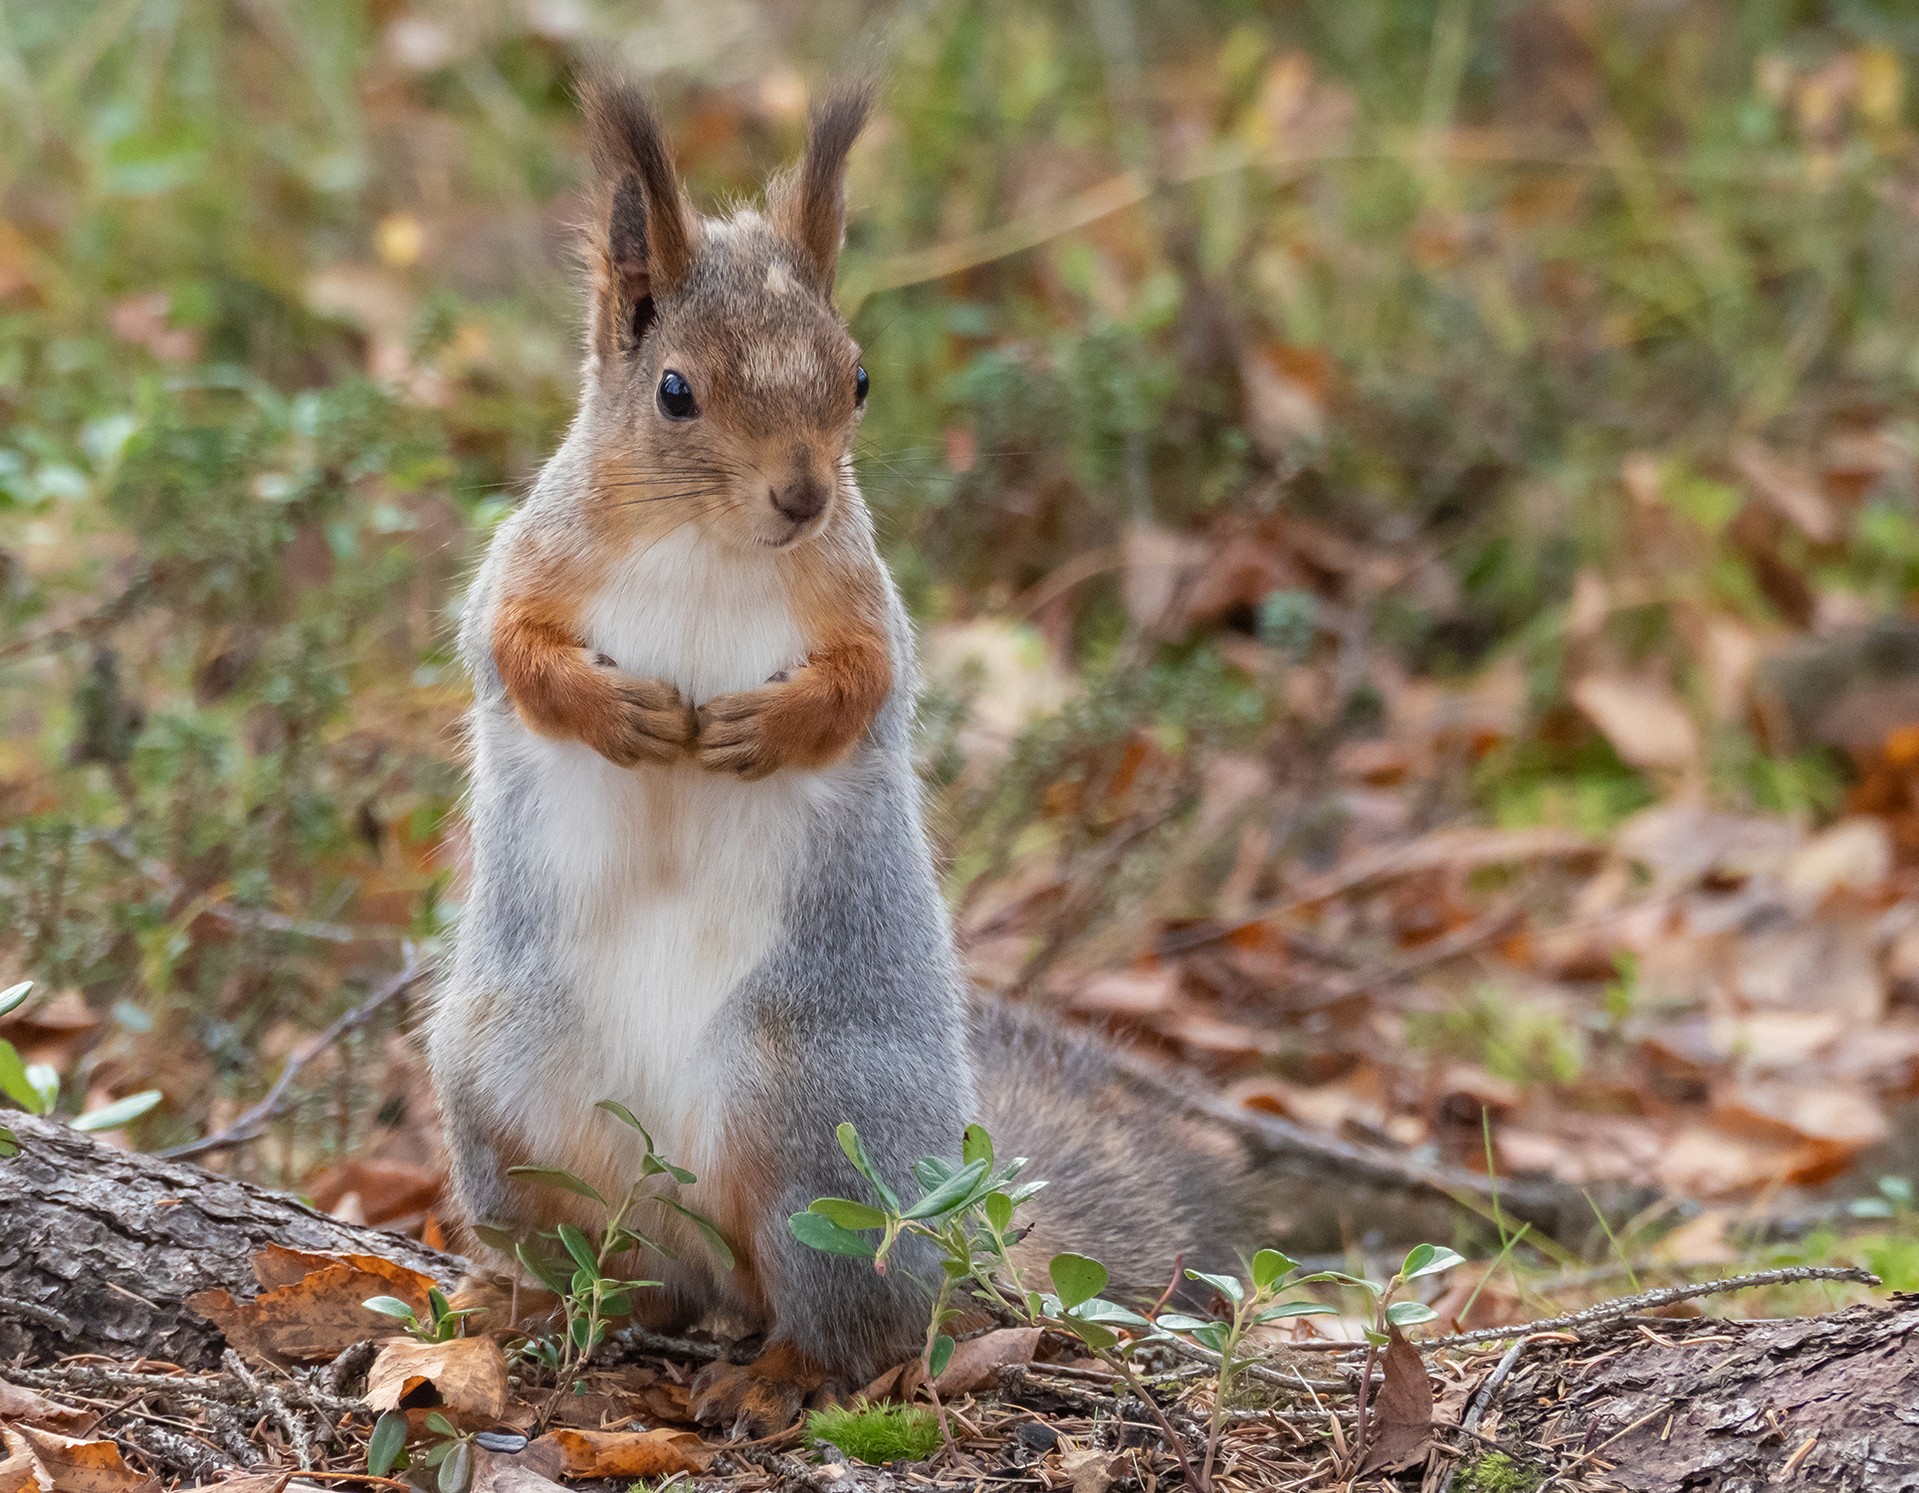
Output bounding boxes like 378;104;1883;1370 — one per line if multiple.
968;998;1628;1295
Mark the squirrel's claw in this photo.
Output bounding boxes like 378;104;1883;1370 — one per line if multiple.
694;687;782;780
690;1347;823;1438
599;675;696;767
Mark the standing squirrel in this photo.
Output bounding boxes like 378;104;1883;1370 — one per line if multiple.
429;77;1318;1437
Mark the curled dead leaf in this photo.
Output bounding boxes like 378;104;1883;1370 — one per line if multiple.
934;1327;1042;1396
8;1428;157;1493
1572;672;1699;773
363;1336;509;1421
0;1380;93;1434
1354;1328;1432;1476
0;1427;50;1493
524;1428;713;1480
188;1246;440;1363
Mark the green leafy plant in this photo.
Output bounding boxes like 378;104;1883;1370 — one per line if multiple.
364;1286;477;1344
0;981;160;1147
790;1120;1043;1439
793;1122;1198;1479
1155;1249;1338;1487
493;1100;731;1388
804;1403;942;1465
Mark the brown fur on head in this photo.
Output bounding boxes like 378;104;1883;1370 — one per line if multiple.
578;75;875;553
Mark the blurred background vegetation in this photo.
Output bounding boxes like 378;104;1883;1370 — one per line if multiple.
6;0;1919;1288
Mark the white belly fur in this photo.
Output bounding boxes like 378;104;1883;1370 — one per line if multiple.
502;527;832;1192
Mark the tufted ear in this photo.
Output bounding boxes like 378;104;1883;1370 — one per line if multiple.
768;79;875;294
580;74;696;364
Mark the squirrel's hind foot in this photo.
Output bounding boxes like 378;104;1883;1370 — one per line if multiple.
691;1340;833;1438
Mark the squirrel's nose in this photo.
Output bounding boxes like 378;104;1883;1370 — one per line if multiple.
769;474;830;525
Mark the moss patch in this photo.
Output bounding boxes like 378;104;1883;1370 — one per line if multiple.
804;1405;942;1465
1454;1451;1546;1493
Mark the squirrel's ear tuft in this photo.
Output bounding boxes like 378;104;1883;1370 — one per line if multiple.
579;73;696;362
770;78;875;293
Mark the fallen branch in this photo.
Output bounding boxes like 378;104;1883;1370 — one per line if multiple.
160;946;431;1161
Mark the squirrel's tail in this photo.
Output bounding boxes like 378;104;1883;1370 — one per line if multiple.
968;998;1620;1296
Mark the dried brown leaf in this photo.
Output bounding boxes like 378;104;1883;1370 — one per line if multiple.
1572;672;1700;772
0;1427;51;1493
8;1429;156;1493
0;1381;92;1434
1354;1328;1432;1476
524;1428;713;1480
189;1247;439;1363
933;1328;1042;1396
363;1336;509;1421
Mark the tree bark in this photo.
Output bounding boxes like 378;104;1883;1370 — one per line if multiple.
1484;1300;1919;1492
0;1115;460;1369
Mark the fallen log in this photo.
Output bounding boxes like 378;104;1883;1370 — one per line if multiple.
0;1114;459;1368
1466;1298;1919;1492
0;1116;1914;1490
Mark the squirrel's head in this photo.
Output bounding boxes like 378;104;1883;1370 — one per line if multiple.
578;77;873;552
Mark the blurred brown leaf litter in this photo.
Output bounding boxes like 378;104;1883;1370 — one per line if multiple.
4;0;1919;1344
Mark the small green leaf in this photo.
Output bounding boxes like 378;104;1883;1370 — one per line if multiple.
913;1156;954;1190
0;1042;40;1113
809;1197;889;1230
836;1123;899;1211
428;1287;452;1324
470;1223;517;1253
656;1195;738;1270
961;1123;994;1168
928;1333;956;1377
0;1125;16;1160
23;1064;57;1116
1250;1249;1298;1292
557;1223;599;1276
1386;1300;1439;1327
1155;1313;1215;1332
0;982;32;1021
367;1410;409;1476
72;1089;162;1133
983;1192;1014;1234
425;1412;460;1440
514;1242;573;1296
1063;1318;1117;1351
505;1166;607;1205
902;1157;989;1221
595;1099;654;1147
1184;1269;1246;1304
1401;1244;1465;1282
1293;1269;1383;1295
364;1295;419;1324
1049;1253;1108;1312
1073;1298;1152;1328
1255;1302;1337;1322
788;1210;879;1258
439;1436;474;1493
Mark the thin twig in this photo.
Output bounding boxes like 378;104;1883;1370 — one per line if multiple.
160;947;430;1160
1435;1337;1528;1493
1400;1266;1880;1352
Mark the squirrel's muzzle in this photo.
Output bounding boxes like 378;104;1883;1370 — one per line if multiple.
769;472;831;526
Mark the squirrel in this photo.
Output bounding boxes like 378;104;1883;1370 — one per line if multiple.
428;76;1311;1438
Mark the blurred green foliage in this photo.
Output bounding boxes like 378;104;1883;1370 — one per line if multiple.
3;0;1919;1162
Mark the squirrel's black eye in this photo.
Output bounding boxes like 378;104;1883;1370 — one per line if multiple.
854;364;869;406
658;370;698;420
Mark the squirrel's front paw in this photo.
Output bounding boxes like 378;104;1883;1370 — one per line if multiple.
694;686;784;780
592;671;696;767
